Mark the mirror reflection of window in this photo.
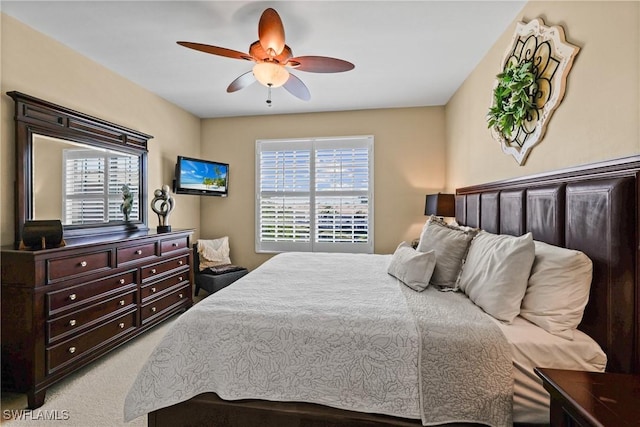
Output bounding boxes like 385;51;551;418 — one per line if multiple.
32;135;140;225
62;149;139;224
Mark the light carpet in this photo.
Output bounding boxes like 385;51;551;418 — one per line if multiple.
1;311;183;427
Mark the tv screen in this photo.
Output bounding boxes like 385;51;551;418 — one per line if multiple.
174;155;229;197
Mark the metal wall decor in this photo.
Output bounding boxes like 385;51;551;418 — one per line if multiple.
489;18;580;165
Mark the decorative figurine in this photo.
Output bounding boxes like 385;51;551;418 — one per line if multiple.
120;184;134;222
151;184;175;232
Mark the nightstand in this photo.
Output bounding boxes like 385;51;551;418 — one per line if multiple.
535;367;640;427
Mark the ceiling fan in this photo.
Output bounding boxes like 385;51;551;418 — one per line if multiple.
177;8;354;105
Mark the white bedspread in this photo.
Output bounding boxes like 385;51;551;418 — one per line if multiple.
401;283;512;426
124;252;512;426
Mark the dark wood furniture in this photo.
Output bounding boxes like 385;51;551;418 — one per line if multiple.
8;91;151;245
148;155;640;427
2;92;195;410
535;367;640;426
1;229;195;409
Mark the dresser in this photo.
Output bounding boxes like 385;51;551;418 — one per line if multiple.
1;229;194;409
535;367;640;426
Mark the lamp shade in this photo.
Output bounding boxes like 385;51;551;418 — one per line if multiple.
253;62;290;88
424;193;455;217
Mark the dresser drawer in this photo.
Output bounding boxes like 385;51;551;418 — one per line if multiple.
116;242;157;265
141;271;189;302
141;284;190;324
47;288;137;344
47;250;112;283
46;310;136;374
160;236;189;255
46;270;136;315
141;255;189;282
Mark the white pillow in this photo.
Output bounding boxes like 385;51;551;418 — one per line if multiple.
458;231;535;323
387;242;436;292
417;216;477;289
197;237;231;271
520;241;593;340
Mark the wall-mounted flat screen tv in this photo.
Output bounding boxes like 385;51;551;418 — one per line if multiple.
174;155;229;197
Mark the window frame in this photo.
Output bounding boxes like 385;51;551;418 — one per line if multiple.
255;135;374;254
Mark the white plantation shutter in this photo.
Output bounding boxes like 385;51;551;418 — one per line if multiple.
108;155;140;221
63;149;140;224
256;136;373;253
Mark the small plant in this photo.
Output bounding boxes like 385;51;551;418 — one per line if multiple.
487;60;537;139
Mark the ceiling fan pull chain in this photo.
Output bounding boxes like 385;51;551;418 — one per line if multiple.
266;84;273;107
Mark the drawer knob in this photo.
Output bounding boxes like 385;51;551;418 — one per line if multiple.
119;300;125;306
178;260;183;266
69;294;77;301
69;319;77;326
179;294;183;299
151;307;157;313
151;287;156;293
68;346;76;354
172;242;178;247
178;277;183;282
135;250;142;255
119;322;125;329
119;278;126;285
150;268;157;274
79;261;87;267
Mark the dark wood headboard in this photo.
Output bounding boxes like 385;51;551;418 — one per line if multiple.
455;155;639;374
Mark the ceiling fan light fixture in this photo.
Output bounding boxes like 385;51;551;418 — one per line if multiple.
253;62;289;88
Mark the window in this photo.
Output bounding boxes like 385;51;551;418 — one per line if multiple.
256;136;373;253
62;149;139;224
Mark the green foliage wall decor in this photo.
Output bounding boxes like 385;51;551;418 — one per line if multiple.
487;60;537;139
487;18;580;165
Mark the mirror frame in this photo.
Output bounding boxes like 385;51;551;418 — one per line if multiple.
9;91;152;246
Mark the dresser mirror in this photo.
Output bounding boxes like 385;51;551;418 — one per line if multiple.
9;91;152;246
33;135;141;224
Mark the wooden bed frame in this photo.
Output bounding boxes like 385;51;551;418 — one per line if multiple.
148;155;639;427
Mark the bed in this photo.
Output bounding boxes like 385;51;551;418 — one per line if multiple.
125;155;639;427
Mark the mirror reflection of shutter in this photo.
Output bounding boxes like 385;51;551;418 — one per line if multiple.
63;150;106;225
62;149;141;224
108;155;140;221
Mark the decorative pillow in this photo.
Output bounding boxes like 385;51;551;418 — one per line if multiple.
458;231;535;323
417;216;478;289
197;237;231;271
520;240;593;340
387;242;436;292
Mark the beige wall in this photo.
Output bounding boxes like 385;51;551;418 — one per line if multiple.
200;107;446;270
1;14;202;246
0;13;446;269
6;1;636;270
32;135;68;220
445;1;640;190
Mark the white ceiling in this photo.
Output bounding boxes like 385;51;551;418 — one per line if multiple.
1;1;526;118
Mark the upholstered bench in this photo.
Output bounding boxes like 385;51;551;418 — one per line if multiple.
193;244;249;296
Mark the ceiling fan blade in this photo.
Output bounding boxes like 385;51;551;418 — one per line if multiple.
177;41;252;61
258;8;285;56
227;71;256;93
289;56;355;73
283;74;311;101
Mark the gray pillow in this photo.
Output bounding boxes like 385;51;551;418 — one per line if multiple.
417;217;478;289
388;242;436;292
458;231;535;323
